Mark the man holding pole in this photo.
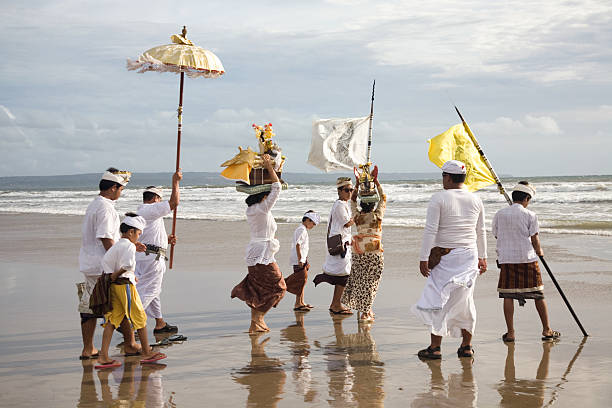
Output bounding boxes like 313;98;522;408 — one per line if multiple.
492;181;561;342
135;169;182;335
412;160;487;359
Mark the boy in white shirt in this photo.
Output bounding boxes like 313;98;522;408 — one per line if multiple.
286;210;320;311
95;214;166;369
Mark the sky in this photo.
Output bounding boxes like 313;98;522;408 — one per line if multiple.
1;0;611;177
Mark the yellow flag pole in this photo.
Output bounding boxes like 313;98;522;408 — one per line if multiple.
454;106;512;205
454;106;588;337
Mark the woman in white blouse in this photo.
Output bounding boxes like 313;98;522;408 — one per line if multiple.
231;154;287;333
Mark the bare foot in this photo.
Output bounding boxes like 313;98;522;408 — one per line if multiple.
124;343;142;354
249;320;270;334
80;347;99;358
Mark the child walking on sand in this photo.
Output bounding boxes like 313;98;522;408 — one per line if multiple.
95;213;166;369
286;210;320;311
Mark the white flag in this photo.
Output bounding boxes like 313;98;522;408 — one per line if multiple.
307;116;370;172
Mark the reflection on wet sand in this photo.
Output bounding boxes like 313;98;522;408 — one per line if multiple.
411;358;477;407
280;311;317;402
232;333;286;408
78;358;171;407
319;315;385;406
497;342;554;407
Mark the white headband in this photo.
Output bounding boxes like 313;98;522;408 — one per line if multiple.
121;215;146;231
304;212;321;225
337;177;353;188
513;184;536;198
101;170;131;186
144;186;163;198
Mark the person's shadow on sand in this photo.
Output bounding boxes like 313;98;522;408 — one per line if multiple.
77;358;170;407
411;358;477;407
316;315;385;406
280;311;318;402
232;333;286;408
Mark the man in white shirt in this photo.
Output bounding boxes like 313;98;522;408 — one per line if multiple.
78;168;139;359
492;181;560;342
314;177;355;315
412;160;487;360
135;170;182;335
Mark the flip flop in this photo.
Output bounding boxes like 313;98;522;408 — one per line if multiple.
95;360;122;369
124;351;141;357
293;305;311;312
502;333;515;343
542;331;561;341
141;352;167;364
79;353;99;360
168;334;187;342
329;308;353;315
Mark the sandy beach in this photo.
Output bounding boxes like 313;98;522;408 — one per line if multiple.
1;213;611;407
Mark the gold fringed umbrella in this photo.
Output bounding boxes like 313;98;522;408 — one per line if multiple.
127;26;225;269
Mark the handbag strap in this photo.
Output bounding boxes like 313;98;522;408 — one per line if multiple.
327;211;333;238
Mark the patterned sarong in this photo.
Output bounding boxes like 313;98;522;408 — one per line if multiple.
231;263;286;313
497;261;544;306
341;252;384;314
285;262;309;295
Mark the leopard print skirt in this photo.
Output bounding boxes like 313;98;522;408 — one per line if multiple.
341;252;384;314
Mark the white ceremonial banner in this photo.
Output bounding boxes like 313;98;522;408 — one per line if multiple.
308;116;370;172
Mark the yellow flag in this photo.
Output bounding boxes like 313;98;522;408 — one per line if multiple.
428;124;496;192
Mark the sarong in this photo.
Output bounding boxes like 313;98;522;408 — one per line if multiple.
231;263;286;313
497;261;544;306
411;247;479;337
103;283;147;330
136;255;166;319
77;275;103;319
285;262;309;295
341;252;384;313
313;273;348;287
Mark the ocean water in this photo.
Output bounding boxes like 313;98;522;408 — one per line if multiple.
1;172;611;236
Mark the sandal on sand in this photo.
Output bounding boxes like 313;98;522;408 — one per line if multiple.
293;305;311;312
542;331;561;341
141;352;167;364
95;360;122;369
502;333;515;343
457;345;474;358
168;334;187;342
124;351;141;357
329;308;353;315
418;346;441;360
79;353;99;360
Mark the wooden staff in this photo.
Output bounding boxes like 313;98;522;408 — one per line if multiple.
168;70;184;269
454;106;587;336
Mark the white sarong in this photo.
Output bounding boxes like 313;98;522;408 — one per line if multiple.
411;247;479;337
135;254;166;319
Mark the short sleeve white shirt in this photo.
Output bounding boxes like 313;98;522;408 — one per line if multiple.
290;224;309;266
101;238;137;284
136;201;171;248
492;203;539;264
79;195;120;276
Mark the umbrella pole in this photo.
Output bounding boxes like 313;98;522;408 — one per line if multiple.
169;71;185;269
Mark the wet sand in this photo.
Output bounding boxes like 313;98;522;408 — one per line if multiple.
0;213;611;407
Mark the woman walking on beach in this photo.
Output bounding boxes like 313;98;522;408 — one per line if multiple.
313;177;355;315
341;166;386;321
231;155;286;333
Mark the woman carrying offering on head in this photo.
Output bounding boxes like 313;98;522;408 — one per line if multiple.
231;154;287;333
341;165;386;321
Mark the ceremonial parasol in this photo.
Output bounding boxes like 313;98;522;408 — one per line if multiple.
127;26;225;268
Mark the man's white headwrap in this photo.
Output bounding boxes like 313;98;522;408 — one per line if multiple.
441;160;466;175
513;183;536;198
121;215;146;231
101;170;131;186
144;186;163;199
304;211;321;225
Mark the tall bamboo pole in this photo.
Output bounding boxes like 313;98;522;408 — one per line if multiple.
366;79;375;164
454;106;587;336
168;70;184;269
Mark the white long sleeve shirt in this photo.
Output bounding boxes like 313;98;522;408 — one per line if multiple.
245;182;281;266
419;188;487;261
